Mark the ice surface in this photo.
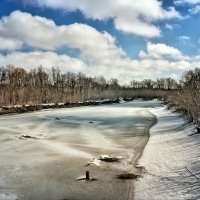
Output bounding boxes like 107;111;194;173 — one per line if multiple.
135;106;200;200
0;101;160;200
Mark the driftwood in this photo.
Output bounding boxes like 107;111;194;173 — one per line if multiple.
116;173;140;180
86;171;90;180
19;135;38;140
100;157;119;162
76;171;97;181
99;155;121;162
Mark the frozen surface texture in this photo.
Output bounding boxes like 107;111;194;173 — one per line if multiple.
0;101;159;200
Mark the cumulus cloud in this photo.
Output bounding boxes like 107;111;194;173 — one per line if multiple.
0;11;194;83
0;51;87;72
0;10;125;66
0;10;129;78
0;36;23;51
139;42;189;61
0;43;193;83
25;0;181;38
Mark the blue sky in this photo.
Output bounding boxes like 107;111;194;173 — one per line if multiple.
0;0;200;83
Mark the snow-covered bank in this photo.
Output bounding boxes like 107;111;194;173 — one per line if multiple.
135;106;200;200
0;99;120;116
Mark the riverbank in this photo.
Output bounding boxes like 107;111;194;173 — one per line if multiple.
135;106;200;200
0;99;120;115
0;100;160;200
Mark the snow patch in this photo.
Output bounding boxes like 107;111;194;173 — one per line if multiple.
135;106;200;200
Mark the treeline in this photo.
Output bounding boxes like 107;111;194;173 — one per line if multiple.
129;69;200;127
0;65;122;106
129;77;178;90
167;68;200;127
0;65;177;107
0;65;199;126
0;65;130;106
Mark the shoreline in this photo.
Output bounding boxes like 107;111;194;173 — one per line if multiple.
127;110;158;200
0;99;120;116
135;111;158;164
0;98;164;117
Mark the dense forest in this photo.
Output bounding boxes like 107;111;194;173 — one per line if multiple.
0;65;199;126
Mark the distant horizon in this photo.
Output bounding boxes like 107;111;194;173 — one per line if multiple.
0;0;200;83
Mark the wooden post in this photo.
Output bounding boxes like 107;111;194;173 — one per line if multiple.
86;171;90;180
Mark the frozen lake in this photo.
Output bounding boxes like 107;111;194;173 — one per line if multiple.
1;100;198;200
0;101;160;200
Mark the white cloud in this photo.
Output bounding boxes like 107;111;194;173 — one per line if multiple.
179;35;190;40
165;23;173;30
139;42;189;61
175;0;200;5
0;43;193;83
0;10;125;64
0;51;87;72
0;11;194;83
189;5;200;14
0;36;23;51
165;23;181;30
25;0;181;38
178;35;190;44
